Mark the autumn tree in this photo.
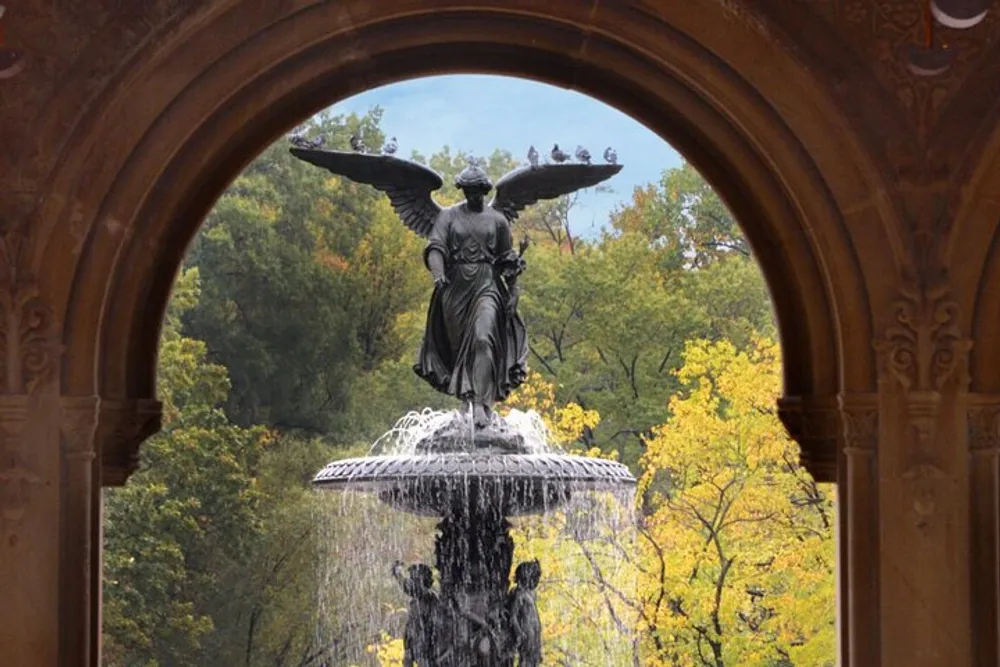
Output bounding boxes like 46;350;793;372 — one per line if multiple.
634;338;835;666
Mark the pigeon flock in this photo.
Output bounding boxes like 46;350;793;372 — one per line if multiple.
290;133;619;166
535;143;616;166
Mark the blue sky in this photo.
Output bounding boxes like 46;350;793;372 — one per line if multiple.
326;75;683;236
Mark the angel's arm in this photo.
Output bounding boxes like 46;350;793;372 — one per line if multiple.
424;216;450;285
427;251;447;285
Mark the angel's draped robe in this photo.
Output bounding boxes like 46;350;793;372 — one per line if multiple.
414;204;529;406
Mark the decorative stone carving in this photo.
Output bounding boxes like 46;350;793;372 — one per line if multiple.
968;402;1000;455
874;283;971;392
777;396;839;481
840;402;879;456
810;0;1000;137
0;395;33;550
0;231;60;395
98;399;162;486
60;396;100;462
901;462;948;532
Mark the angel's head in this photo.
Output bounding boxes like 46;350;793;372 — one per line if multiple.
455;163;493;209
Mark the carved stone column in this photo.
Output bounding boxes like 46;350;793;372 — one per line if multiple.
839;393;879;667
777;395;839;483
59;395;100;667
967;395;1000;666
777;394;886;667
874;284;972;666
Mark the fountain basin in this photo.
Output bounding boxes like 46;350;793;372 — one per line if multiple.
312;452;636;516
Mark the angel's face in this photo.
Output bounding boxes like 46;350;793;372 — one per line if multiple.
462;186;489;210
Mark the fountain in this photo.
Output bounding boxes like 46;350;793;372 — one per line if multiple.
293;140;635;665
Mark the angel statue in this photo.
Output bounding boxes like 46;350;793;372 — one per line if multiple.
290;146;622;428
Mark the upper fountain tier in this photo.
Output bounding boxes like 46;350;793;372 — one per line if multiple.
312;410;636;516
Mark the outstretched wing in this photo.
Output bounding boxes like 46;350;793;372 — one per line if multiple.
290;148;444;238
490;163;623;223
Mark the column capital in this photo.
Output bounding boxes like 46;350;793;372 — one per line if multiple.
97;399;162;486
838;393;879;458
777;394;839;481
967;393;1000;455
60;396;100;462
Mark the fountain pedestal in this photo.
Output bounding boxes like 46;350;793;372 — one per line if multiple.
431;508;515;666
312;411;635;665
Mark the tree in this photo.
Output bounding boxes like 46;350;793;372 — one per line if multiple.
634;338;835;666
611;162;748;268
517;162;775;462
103;269;272;666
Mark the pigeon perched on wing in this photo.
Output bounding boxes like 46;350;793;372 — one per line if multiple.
550;144;570;163
527;145;539;167
603;146;618;165
350;134;367;153
575;146;592;164
290;135;324;149
382;136;398;155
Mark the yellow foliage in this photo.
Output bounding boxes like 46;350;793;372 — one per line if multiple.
367;632;405;667
637;337;836;666
503;370;600;447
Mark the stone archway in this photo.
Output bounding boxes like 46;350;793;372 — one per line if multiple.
10;2;999;666
40;4;889;471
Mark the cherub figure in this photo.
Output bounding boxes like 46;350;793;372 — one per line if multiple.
393;561;440;667
507;559;542;667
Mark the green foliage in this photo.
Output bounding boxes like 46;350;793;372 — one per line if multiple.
519;164;773;464
104;271;346;666
104;269;272;665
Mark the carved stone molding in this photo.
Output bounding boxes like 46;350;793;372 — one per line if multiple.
874;283;972;392
97;399;162;486
777;395;839;481
0;395;33;550
0;231;61;395
60;396;100;462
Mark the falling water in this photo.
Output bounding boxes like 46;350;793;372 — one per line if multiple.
370;408;553;455
311;410;639;666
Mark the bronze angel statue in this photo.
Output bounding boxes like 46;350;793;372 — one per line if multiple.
290;146;622;428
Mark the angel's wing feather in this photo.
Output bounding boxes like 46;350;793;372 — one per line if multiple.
290;148;443;237
490;163;623;222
